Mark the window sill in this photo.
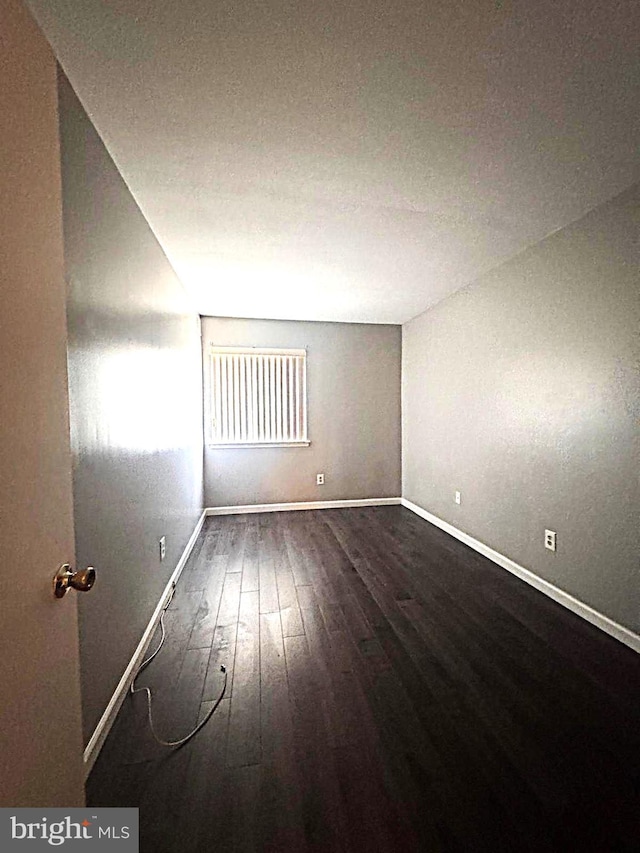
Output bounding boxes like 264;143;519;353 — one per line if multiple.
208;441;311;449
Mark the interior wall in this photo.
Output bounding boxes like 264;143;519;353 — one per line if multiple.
403;184;639;635
202;317;401;507
58;72;204;744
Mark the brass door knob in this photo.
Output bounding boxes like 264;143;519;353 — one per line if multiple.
54;564;96;598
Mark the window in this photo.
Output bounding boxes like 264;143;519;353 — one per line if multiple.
207;346;309;447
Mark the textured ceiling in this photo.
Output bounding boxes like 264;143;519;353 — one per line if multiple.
28;0;640;323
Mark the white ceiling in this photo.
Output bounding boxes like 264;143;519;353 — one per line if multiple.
28;0;640;324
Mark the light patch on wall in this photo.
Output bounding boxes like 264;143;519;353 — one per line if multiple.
97;346;198;452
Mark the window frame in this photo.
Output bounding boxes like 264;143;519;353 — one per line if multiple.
206;345;310;448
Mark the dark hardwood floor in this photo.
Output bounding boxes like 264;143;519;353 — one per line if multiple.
87;507;640;852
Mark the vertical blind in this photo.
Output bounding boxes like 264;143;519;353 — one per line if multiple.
209;347;308;445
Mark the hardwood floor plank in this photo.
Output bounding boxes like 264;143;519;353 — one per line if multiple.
224;764;263;852
202;622;237;702
174;697;232;853
226;590;261;767
276;567;305;637
282;515;311;586
259;611;308;850
258;525;280;614
216;571;242;628
284;633;351;851
137;591;202;696
259;612;290;761
187;562;226;649
181;549;226;594
240;516;260;593
226;521;248;573
135;747;192;853
303;607;385;761
150;646;209;742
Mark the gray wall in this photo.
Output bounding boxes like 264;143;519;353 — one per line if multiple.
403;184;639;634
59;73;204;744
202;317;401;506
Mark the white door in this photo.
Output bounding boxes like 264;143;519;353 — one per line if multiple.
0;0;85;807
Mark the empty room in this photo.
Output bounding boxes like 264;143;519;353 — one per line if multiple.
1;0;639;851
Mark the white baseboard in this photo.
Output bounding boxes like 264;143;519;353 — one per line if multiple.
206;497;402;516
82;508;207;777
401;498;640;655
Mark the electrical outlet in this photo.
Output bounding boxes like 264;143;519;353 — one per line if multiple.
455;491;461;505
159;536;166;561
544;529;556;552
316;473;325;485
